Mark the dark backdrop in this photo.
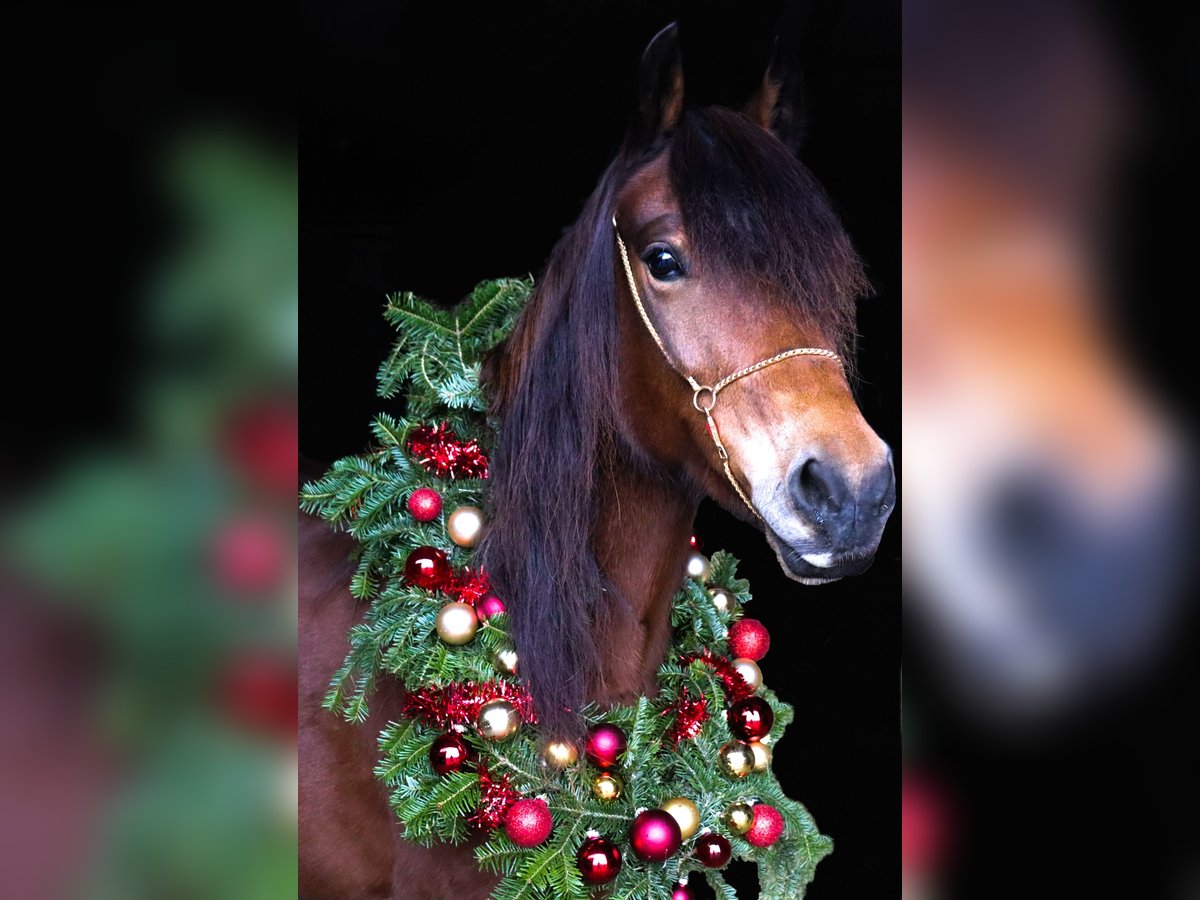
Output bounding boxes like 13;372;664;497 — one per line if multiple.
300;2;899;896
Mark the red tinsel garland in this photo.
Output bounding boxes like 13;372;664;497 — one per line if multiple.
470;761;521;830
679;649;756;702
402;680;537;730
444;566;491;607
662;686;709;747
406;423;489;480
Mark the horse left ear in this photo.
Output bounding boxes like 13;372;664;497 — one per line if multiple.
630;22;685;146
743;39;806;153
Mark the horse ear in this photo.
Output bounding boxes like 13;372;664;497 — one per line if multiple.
632;22;685;145
743;39;806;153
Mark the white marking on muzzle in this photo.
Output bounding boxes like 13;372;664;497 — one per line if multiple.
801;552;834;568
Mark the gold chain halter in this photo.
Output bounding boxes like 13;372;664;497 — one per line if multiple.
613;216;843;521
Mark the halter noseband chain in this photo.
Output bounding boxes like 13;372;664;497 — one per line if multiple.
613;216;843;521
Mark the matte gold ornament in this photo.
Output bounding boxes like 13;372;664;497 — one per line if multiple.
476;698;520;741
447;505;485;547
493;646;519;675
707;586;737;614
731;657;763;691
660;796;701;840
435;602;479;645
718;740;755;778
591;772;624;802
724;801;754;835
541;739;579;769
749;740;772;772
686;551;711;581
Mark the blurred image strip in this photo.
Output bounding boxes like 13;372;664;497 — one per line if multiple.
0;6;295;899
904;2;1199;897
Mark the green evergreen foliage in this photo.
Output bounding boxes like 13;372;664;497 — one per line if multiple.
301;279;831;898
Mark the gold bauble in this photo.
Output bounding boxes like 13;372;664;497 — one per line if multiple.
660;797;701;840
731;657;763;691
476;698;520;741
718;740;755;778
686;551;711;581
447;505;485;548
542;739;579;770
724;801;754;835
591;772;624;802
435;602;479;645
749;740;773;772
707;586;737;614
493;646;519;675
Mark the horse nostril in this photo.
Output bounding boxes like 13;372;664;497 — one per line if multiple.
791;458;850;522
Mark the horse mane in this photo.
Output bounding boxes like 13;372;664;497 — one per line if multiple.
479;106;867;737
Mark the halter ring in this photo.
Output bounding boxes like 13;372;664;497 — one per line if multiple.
692;385;717;413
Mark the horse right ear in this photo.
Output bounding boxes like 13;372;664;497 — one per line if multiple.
630;22;685;146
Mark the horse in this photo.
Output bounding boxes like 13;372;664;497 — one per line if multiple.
300;23;894;898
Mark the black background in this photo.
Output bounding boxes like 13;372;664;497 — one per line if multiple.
300;1;899;897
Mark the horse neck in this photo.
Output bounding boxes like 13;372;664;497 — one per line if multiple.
589;457;699;706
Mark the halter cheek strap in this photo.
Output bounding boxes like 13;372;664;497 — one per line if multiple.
613;216;843;521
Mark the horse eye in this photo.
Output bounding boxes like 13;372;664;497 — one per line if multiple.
643;246;684;281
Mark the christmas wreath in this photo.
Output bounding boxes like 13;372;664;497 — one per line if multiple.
301;278;832;899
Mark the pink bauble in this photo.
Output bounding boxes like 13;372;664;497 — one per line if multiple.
504;798;553;848
406;487;443;522
629;809;682;862
746;803;785;847
403;545;451;590
728;618;771;661
584;723;627;769
671;883;696;900
476;593;507;620
576;836;622;884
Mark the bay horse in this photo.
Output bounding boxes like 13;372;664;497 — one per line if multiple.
300;24;894;899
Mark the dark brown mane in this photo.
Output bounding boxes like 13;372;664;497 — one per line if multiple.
479;107;867;737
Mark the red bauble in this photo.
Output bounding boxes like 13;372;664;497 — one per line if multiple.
671;883;697;900
217;652;297;738
476;593;506;621
576;836;622;884
728;618;771;661
746;804;785;847
407;487;443;522
629;809;683;862
211;518;285;593
221;401;297;495
727;696;774;742
429;732;472;776
584;723;627;769
694;832;732;868
504;798;553;847
404;545;451;590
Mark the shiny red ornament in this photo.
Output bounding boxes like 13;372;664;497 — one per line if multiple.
694;832;732;868
629;809;683;862
429;732;472;775
727;696;774;742
407;422;490;480
584;723;627;769
728;618;771;661
476;593;506;620
406;487;443;522
663;686;709;746
576;836;622;884
746;804;785;847
404;545;451;590
504;798;553;847
671;883;696;900
470;761;520;830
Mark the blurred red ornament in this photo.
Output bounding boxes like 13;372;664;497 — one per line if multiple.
211;518;285;593
745;804;785;847
505;798;553;847
404;546;451;590
584;723;627;769
663;687;709;746
222;402;297;495
476;593;506;620
903;771;951;876
407;423;489;480
630;809;682;861
407;487;443;522
728;618;770;661
694;832;732;868
429;732;472;776
218;653;296;738
576;836;622;884
727;696;774;742
671;883;696;900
